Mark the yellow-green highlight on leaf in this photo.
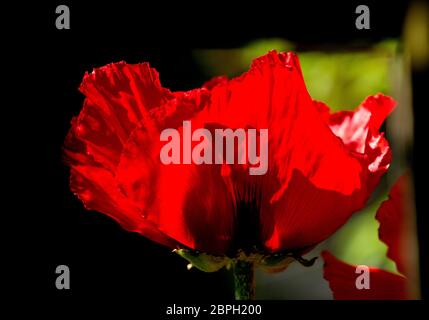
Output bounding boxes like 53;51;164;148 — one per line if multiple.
298;50;394;111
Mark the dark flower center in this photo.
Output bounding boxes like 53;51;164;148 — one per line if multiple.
227;183;264;257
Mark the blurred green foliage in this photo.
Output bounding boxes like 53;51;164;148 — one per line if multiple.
299;46;395;111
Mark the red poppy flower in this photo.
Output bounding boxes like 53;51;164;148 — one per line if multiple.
64;51;395;260
322;174;414;299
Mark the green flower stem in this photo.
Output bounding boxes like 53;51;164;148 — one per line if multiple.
232;260;255;300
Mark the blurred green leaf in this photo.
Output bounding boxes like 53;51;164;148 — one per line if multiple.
299;50;393;111
327;194;398;274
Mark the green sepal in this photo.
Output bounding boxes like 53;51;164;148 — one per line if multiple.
258;251;317;273
258;253;295;273
175;248;231;272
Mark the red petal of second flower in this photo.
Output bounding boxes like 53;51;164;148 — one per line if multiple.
322;251;408;300
376;174;413;276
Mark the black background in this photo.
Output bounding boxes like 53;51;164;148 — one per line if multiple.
15;0;428;316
